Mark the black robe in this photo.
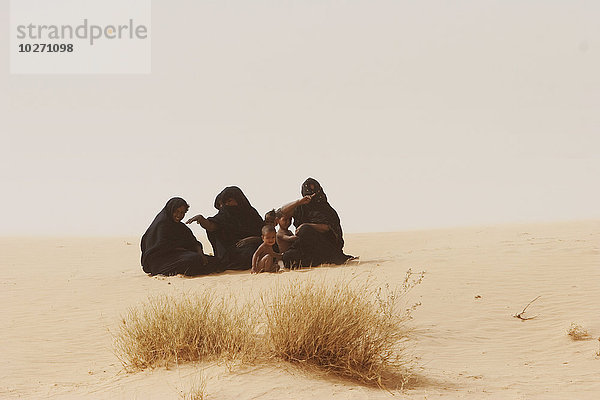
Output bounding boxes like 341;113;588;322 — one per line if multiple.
283;178;352;268
141;197;218;276
206;187;264;270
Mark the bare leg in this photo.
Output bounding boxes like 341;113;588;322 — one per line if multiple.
256;254;276;273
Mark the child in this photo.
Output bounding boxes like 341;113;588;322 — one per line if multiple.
276;214;298;253
235;209;281;251
251;225;282;273
264;208;281;227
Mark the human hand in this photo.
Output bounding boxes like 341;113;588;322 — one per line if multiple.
236;236;261;248
186;214;204;224
298;194;314;205
236;238;249;248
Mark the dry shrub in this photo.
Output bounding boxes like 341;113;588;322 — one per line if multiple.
567;322;592;341
114;292;255;370
261;270;424;386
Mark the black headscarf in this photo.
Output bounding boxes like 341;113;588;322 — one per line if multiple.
213;186;253;210
294;178;344;248
141;197;201;272
301;177;328;202
207;186;264;248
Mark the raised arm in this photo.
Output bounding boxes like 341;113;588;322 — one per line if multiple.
186;214;218;232
279;194;314;217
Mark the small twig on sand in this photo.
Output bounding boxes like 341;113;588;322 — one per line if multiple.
513;296;540;321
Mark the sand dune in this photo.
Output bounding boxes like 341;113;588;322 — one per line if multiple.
1;220;599;399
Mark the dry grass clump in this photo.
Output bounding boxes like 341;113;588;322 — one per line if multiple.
113;270;424;388
261;270;424;386
567;322;592;341
114;292;255;370
180;374;207;400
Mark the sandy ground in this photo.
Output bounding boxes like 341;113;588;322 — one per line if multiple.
1;220;599;399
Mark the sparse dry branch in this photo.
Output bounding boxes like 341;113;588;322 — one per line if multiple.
513;295;540;321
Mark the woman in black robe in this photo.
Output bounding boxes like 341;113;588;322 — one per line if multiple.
141;197;218;276
186;186;264;270
280;178;352;268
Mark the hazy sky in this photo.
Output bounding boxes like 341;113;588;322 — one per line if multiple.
1;0;599;236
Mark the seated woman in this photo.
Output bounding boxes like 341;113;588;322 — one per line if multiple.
280;178;353;268
186;186;264;270
141;197;218;276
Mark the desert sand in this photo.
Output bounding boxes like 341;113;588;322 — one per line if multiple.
1;220;599;399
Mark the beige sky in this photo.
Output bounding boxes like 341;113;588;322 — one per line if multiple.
1;0;599;235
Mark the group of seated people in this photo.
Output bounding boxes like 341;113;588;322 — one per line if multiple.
140;178;353;276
